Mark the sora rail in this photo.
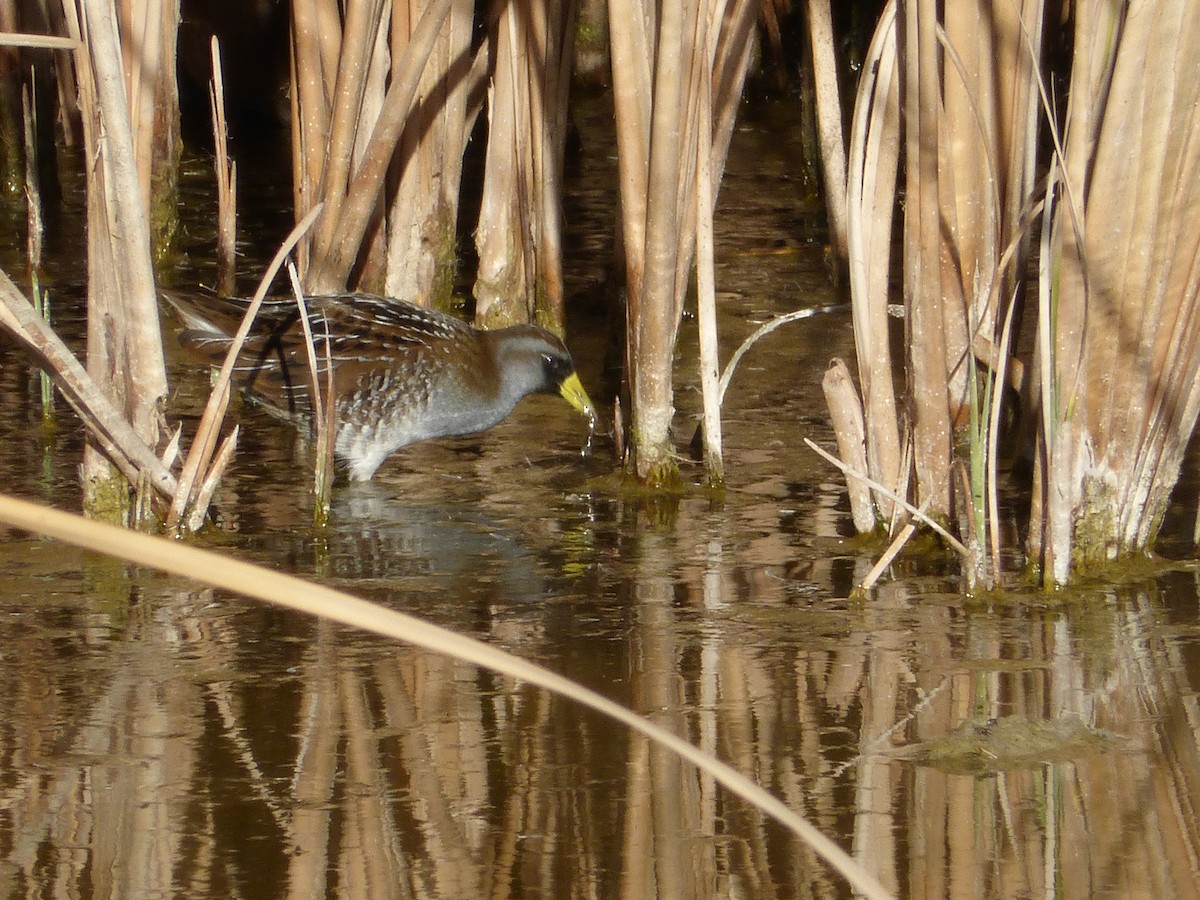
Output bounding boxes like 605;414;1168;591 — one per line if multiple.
166;292;597;481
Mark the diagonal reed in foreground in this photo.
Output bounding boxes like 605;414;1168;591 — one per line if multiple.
0;493;894;900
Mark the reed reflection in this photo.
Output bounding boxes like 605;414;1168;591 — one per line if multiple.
2;521;1200;898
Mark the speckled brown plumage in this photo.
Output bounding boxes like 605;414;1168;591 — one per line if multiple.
165;292;596;480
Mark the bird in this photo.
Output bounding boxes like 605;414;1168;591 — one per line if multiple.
164;291;597;481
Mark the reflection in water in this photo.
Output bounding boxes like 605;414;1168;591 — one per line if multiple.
5;533;1200;897
325;490;548;600
3;100;1200;898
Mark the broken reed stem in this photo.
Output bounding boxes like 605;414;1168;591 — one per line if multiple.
857;498;931;591
822;358;875;532
187;426;239;533
805;436;969;559
209;37;236;296
166;203;324;531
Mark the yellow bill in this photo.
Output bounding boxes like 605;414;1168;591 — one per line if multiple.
558;372;597;425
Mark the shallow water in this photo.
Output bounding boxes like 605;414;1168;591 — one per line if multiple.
2;96;1200;899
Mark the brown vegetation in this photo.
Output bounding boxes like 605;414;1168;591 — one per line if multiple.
819;0;1200;585
0;1;1193;584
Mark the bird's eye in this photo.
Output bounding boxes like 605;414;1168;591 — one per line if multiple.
542;353;569;379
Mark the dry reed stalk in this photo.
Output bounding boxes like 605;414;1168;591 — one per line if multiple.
288;0;327;274
286;262;336;525
0;266;178;498
64;0;169;519
0;32;77;50
609;0;754;483
474;0;575;329
539;0;577;325
8;4;69;202
473;28;532;325
805;0;848;271
934;1;1043;581
710;0;756;175
858;503;924;591
380;0;474;304
0;5;22;193
972;202;1044;581
844;1;900;524
21;85;40;278
314;342;336;524
122;0;156;219
1029;170;1058;573
607;0;651;273
670;1;755;324
606;0;651;476
822;359;873;532
295;0;458;295
899;0;953;516
186;426;237;533
208;37;236;296
1035;0;1200;579
309;0;386;263
985;291;1021;583
632;0;693;483
693;4;722;483
121;0;180;253
834;1;1045;568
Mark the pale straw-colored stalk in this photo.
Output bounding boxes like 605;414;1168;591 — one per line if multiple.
209;37;237;296
694;2;723;483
